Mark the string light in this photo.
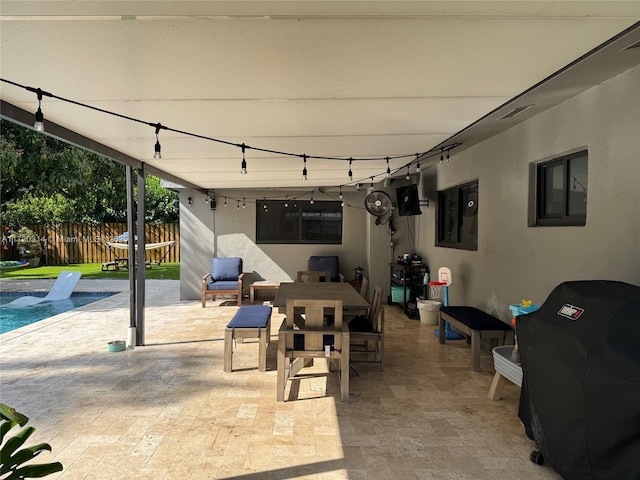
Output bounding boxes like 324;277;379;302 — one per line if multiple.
240;143;247;174
153;123;163;159
369;177;374;192
243;198;246;209
302;154;308;180
405;166;410;180
33;88;45;132
236;200;240;209
2;80;465;192
310;191;314;204
339;186;343;199
386;157;391;178
224;197;227;207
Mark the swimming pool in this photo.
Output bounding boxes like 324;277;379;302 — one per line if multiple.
0;292;117;334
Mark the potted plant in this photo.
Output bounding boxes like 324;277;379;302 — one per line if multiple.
9;227;42;267
0;403;63;478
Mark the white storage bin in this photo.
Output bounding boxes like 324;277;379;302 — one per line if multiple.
492;345;522;387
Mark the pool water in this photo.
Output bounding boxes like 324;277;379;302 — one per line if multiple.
0;293;117;334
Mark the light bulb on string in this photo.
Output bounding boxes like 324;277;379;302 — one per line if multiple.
405;166;410;180
348;158;353;181
386;157;391;178
302;154;308;180
243;198;246;209
310;191;314;204
339;186;343;199
153;123;163;159
369;177;374;192
440;148;444;165
236;200;240;209
416;153;421;173
33;88;45;132
240;143;247;174
224;197;227;207
446;149;450;162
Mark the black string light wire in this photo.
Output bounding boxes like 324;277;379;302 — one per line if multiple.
2;78;463;205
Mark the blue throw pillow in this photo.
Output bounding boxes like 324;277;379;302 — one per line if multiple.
212;257;242;281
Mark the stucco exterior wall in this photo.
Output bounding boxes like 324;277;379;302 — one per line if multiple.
417;66;640;320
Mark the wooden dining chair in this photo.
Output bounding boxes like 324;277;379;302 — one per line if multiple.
277;299;350;402
359;277;369;300
296;270;330;283
349;285;384;372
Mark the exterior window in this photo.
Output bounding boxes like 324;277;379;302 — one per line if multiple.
536;151;587;226
436;180;478;250
256;200;342;244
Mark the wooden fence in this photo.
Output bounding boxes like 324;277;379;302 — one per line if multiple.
3;223;179;265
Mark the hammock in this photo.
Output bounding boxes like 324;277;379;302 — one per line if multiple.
104;240;176;266
104;241;175;251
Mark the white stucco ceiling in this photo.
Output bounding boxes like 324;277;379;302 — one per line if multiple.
1;1;639;192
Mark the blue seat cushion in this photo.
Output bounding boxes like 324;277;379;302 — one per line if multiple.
212;257;242;281
227;305;272;328
440;306;511;331
309;255;340;282
207;280;239;291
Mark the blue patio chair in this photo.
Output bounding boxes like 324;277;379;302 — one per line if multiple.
201;257;245;307
308;255;344;282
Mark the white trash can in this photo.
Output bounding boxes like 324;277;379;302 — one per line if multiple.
417;300;442;325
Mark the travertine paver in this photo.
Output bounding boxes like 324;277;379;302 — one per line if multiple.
0;279;561;479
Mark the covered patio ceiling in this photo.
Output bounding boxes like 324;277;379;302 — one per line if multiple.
1;1;639;192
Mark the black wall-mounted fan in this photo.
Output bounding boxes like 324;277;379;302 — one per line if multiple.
365;190;393;225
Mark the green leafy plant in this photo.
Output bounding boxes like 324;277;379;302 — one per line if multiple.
0;404;63;479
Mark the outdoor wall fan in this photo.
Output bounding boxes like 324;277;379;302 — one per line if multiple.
364;190;393;225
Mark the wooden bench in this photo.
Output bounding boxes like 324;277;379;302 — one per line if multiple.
439;306;514;372
224;305;272;372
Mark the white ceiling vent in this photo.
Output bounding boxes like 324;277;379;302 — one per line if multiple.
619;38;640;51
496;104;535;121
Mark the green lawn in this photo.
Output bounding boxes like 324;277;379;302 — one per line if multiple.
0;263;180;280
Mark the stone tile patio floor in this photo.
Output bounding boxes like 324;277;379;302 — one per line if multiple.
0;279;561;479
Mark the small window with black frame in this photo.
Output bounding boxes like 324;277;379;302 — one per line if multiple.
436;180;478;250
535;150;588;226
256;200;343;244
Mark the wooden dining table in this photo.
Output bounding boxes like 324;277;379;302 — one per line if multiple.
273;281;370;316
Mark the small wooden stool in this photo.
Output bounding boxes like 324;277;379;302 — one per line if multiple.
224;305;272;372
249;280;280;303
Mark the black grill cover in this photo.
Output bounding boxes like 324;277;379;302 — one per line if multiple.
517;280;640;480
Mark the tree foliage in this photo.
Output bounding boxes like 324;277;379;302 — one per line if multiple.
0;120;178;225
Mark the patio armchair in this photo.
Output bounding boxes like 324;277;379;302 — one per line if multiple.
308;255;344;282
202;257;245;307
